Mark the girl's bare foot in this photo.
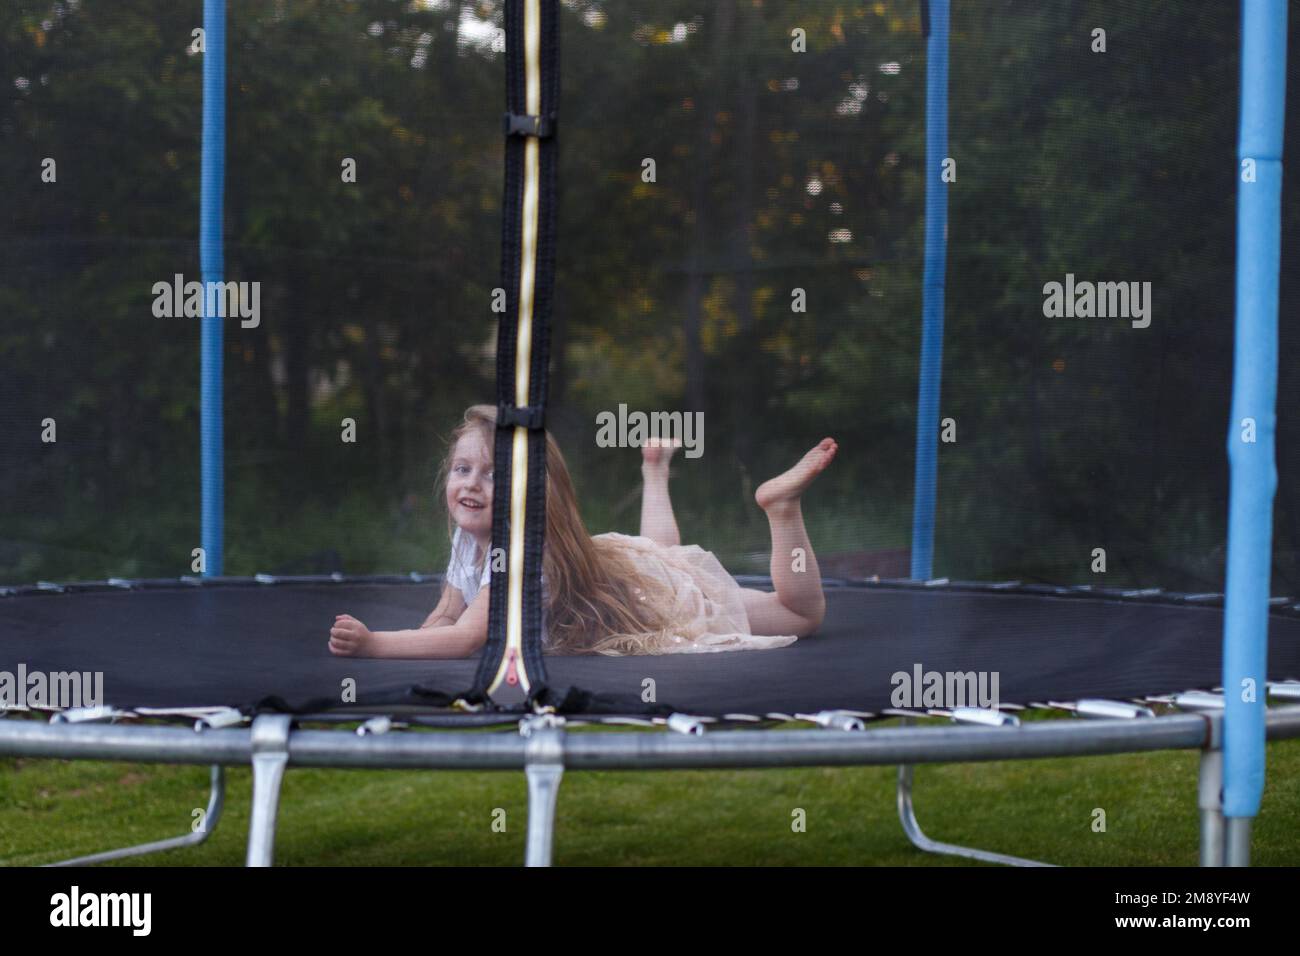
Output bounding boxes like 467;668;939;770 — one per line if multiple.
641;436;681;473
755;438;838;512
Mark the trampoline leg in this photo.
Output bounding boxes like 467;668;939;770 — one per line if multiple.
1198;748;1225;866
1224;817;1252;867
46;765;227;867
246;715;292;868
523;726;565;867
895;719;1053;866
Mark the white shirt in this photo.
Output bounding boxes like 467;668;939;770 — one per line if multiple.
445;526;492;604
444;528;551;639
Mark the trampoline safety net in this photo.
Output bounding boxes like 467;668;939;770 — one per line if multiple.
1;0;1299;719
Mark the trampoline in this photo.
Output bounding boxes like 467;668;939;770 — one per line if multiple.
5;577;1300;717
2;0;1297;868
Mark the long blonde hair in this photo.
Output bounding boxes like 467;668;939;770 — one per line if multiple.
436;405;683;655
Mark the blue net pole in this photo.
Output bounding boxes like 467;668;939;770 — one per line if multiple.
1223;0;1287;843
910;0;949;580
200;0;226;576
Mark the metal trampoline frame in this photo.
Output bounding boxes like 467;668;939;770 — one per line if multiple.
2;685;1297;867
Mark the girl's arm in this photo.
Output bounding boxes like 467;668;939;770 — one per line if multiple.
421;584;468;628
330;589;489;659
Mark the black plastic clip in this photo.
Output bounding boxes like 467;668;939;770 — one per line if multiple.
503;111;557;139
497;402;546;430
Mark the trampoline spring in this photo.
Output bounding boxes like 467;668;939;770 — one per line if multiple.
1072;699;1156;720
1267;681;1300;701
357;716;393;736
948;706;1019;728
196;708;244;730
1174;691;1226;712
666;713;708;736
520;713;565;737
808;710;868;732
50;705;123;724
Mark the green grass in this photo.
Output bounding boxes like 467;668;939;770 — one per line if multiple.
2;721;1297;867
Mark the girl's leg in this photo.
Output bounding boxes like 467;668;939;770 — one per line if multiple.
740;438;838;637
639;438;681;547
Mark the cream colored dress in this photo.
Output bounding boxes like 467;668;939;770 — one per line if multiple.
587;532;798;655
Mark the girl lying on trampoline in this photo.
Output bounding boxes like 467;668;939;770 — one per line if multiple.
328;404;835;658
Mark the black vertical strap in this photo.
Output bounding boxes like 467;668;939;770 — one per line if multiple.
468;0;560;701
521;0;560;693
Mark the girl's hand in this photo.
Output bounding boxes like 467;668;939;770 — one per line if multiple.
329;614;375;657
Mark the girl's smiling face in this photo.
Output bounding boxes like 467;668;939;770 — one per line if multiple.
446;429;493;539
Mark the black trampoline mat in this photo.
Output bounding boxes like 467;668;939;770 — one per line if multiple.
2;583;1299;715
